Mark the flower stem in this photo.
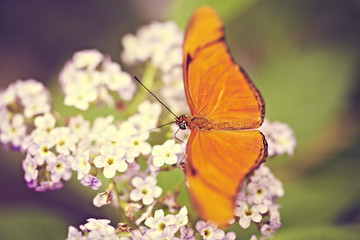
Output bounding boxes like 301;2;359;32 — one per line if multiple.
126;62;157;117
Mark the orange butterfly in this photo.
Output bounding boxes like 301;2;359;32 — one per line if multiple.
175;6;268;226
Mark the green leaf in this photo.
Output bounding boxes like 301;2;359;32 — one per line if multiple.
254;46;356;155
275;225;360;240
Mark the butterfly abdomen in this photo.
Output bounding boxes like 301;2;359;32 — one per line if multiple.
185;116;262;131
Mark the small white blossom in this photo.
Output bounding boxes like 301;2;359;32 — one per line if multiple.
137;100;162;129
34;113;56;133
195;220;225;240
260;119;296;157
28;134;56;165
71;150;91;180
64;84;97;111
80;218;117;238
121;21;183;72
145;209;176;238
175;206;188;228
52;127;77;155
93;190;113;207
235;203;266;229
22;153;38;183
94;145;127;178
46;154;72;182
0;113;26;147
151;140;182;167
60;50;135;110
130;176;162;205
68;115;90;139
66;226;85;240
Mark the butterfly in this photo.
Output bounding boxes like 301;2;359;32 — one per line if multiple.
175;6;268;226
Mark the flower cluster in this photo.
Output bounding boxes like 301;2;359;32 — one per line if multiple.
121;21;188;114
121;21;183;73
235;164;284;238
0;79;50;149
67;218;121;240
0;19;297;240
259;119;297;157
60;49;136;110
67;209;238;240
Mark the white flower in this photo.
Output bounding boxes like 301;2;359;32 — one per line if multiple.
224;231;237;240
66;226;85;240
102;62;136;101
135;201;155;226
121;21;183;72
195;220;225;240
93;190;113;207
175;206;188;228
68;115;90;139
91;115;115;136
63;83;97;111
259;119;296;157
14;79;46;100
136;100;162;130
235;204;266;229
72;49;103;70
12;80;51;118
0;83;16;107
60;49;135;111
22;153;38;183
34;113;56;133
128;132;152;158
71;150;91;180
151;139;182;167
144;209;176;238
46;154;72;182
51;127;77;155
130;176;162;205
81;218;117;238
0;113;26;147
246;164;284;205
28;133;56;165
94;145;127;178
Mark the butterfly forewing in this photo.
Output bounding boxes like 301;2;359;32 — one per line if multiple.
183;6;264;129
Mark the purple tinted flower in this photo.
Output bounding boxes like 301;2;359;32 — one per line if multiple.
224;231;236;240
35;181;63;192
22;153;38;184
260;217;282;237
46;154;72;182
259;119;296;157
195;220;225;240
180;226;195;240
80;174;102;190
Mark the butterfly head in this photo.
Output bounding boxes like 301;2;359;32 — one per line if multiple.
176;115;188;130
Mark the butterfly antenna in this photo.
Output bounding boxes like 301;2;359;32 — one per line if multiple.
134;76;179;118
130;121;175;137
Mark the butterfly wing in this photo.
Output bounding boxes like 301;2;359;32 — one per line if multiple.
183;6;264;129
186;129;267;225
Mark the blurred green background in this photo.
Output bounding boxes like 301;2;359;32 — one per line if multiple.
0;0;359;239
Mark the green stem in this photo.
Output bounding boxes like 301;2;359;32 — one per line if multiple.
111;179;136;229
126;62;157;117
174;176;186;193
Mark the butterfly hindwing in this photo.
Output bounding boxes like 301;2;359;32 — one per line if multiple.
186;129;267;225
